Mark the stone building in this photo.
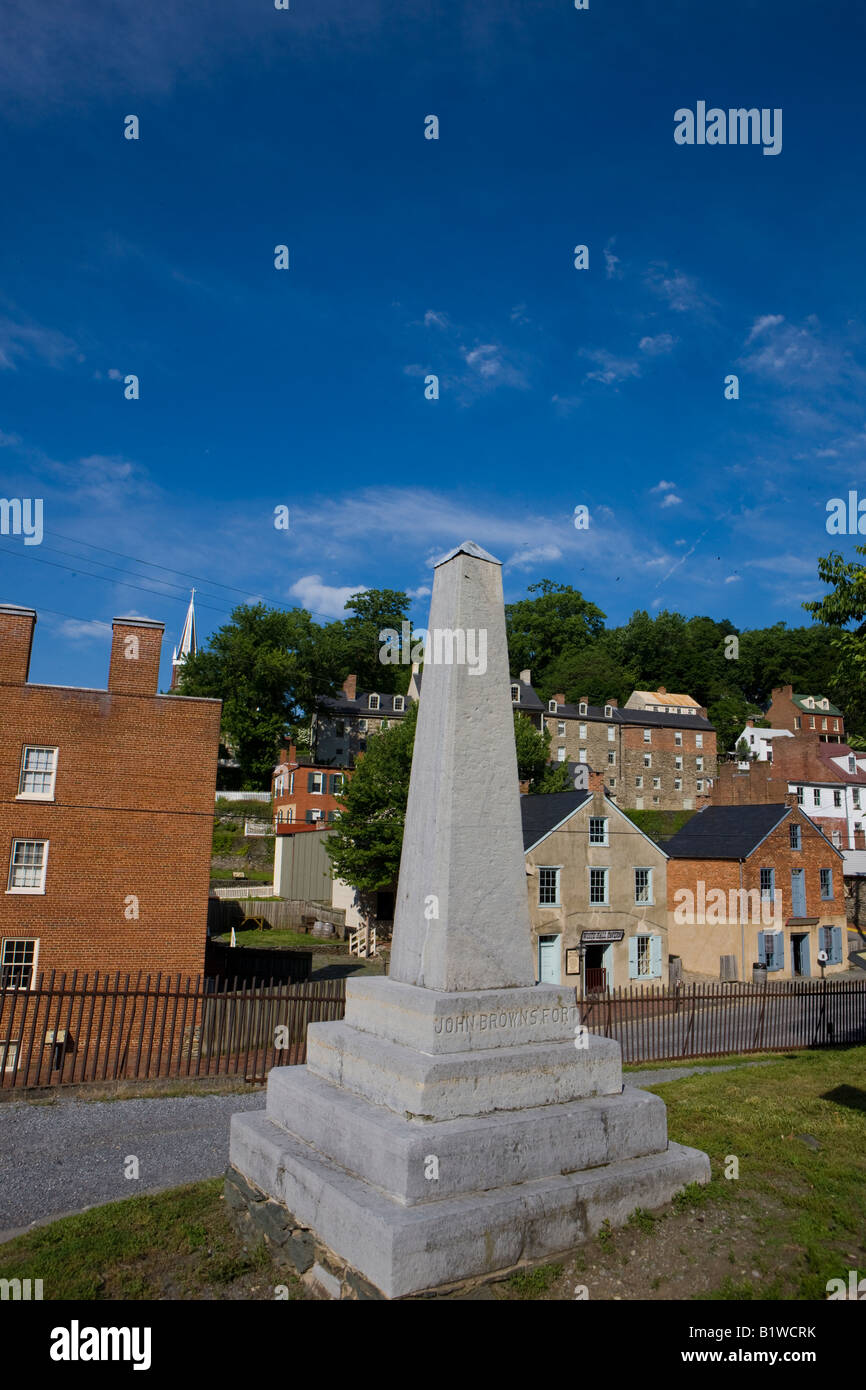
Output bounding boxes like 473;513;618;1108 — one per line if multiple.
522;788;669;993
0;603;221;982
665;802;847;981
311;675;413;768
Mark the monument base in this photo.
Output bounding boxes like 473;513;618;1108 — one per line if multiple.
228;1077;710;1299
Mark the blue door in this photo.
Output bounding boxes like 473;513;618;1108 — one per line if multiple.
538;935;561;984
791;869;806;917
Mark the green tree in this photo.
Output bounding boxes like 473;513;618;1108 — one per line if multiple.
803;546;866;737
707;694;764;758
505;581;606;688
325;704;418;893
341;587;413;693
513;712;550;783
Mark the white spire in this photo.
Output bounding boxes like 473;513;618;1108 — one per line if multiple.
172;589;197;678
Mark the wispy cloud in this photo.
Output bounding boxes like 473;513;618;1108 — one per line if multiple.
639;332;677;356
288;575;367;619
650;480;677;493
581;348;640;386
659;492;683;509
603;238;621;279
0;314;81;371
645;264;712;315
504;544;563;571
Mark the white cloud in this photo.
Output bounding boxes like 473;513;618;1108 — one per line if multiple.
423;310;448;329
288;575;368;619
650;480;677;493
659;493;683;508
407;584;431;600
639;333;677;356
645;265;711;314
107;367;123;380
504;544;563;571
461;342;527;388
746;314;785;343
724;575;741;584
603;239;621;279
57;618;112;642
581;349;640;386
0;314;80;371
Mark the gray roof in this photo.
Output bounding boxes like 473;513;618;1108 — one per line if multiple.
316;690;414;717
542;698;714;731
521;791;592;850
665;804;790;859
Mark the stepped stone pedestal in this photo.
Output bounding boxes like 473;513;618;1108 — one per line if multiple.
228;542;709;1299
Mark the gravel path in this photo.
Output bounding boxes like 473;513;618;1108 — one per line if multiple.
0;1091;265;1240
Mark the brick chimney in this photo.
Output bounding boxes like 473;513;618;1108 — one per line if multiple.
746;718;754;728
519;669;531;685
0;604;37;684
657;686;666;695
108;617;164;696
552;692;566;705
606;697;618;708
342;674;357;701
579;694;589;706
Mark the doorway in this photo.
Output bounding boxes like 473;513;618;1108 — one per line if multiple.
584;943;609;993
791;932;810;978
538;935;561;985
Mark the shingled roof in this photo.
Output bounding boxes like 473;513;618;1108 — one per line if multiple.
664;804;791;859
520;791;592;851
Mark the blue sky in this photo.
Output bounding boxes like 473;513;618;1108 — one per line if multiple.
1;0;865;690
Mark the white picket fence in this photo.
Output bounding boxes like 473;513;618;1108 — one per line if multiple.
349;925;377;958
211;884;276;900
215;791;272;803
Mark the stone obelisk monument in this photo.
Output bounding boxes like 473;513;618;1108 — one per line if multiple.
228;542;709;1298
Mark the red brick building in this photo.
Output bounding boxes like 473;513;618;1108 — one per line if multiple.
766;685;845;743
272;744;347;833
665;801;847;981
0;605;222;984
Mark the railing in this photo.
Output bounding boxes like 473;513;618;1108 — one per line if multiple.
580;978;866;1063
348;926;377;958
211;884;276;900
0;972;347;1090
215;791;272;803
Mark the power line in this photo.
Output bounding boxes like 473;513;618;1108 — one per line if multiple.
0;542;234;616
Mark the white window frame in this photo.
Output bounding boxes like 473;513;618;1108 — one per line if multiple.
549;700;558;714
588;866;609;905
652;776;661;789
358;719;368;733
7;840;49;894
557;720;566;736
643;753;652;768
579;723;587;739
607;751;615;765
310;772;325;795
17;746;58;802
511;685;520;702
579;702;588;717
674;755;683;771
634;867;654;905
674;731;682;747
696;757;704;772
695;733;703;748
393;696;405;713
556;747;566;763
368;694;380;711
635;776;643;788
588;817;608;846
0;937;39;989
673;778;682;791
0;1040;19;1073
696;779;703;793
607;725;615;742
538;866;561;908
604;705;613;718
643;728;652;744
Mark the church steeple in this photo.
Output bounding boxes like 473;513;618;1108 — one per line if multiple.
171;590;197;689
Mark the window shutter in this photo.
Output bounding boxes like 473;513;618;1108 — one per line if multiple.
757;931;765;965
771;933;784;972
628;936;638;979
307;772;316;792
306;810;315;823
330;774;340;794
650;936;662;977
832;926;843;965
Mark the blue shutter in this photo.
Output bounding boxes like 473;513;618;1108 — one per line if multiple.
307;772;316;792
768;932;784;972
329;774;340;794
832;926;844;965
628;936;638;979
650;935;662;978
757;931;765;965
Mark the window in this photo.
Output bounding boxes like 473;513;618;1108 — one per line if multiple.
381;720;389;730
674;730;682;747
809;716;815;729
673;778;682;791
335;720;345;736
358;719;368;733
607;725;615;742
821;718;827;730
511;684;520;702
0;1041;19;1073
696;757;704;772
820;924;843;964
557;720;566;736
696;779;703;793
308;772;324;795
608;778;616;788
289;771;295;793
579;703;588;717
604;705;613;718
832;829;841;848
848;756;856;774
674;756;683;771
794;716;801;729
855;789;861;809
589;868;608;905
330;773;344;794
652;777;661;789
813;789;821;807
549;700;558;714
635;776;643;788
634;868;653;904
760;867;775;900
834;790;842;807
630;935;661;979
306;808;323;823
274;777;286;797
557;747;566;763
834;720;839;732
607;751;616;765
393;696;404;713
286;807;294;823
17;746;58;800
328;810;340;823
0;939;37;989
790;824;801;850
696;734;703;748
796;785;804;805
589;817;608;845
643;729;652;744
820;868;833;900
579;723;587;739
7;840;48;893
579;748;587;761
643;753;652;768
368;694;380;710
538;867;560;906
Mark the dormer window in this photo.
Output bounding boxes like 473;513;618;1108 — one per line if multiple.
393;696;405;712
549;700;558;714
368;694;380;711
579;702;587;716
849;756;856;773
511;685;520;702
821;698;829;710
805;697;814;709
604;705;613;718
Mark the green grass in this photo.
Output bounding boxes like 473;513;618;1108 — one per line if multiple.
214;927;322;950
623;807;699;844
0;1180;298;1301
505;1262;563;1297
623;1052;790;1073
